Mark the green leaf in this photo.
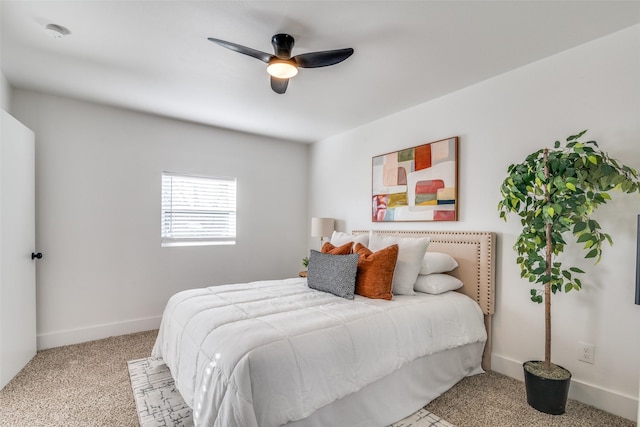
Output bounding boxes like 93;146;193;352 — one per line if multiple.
532;267;546;275
600;164;614;175
573;221;587;233
567;130;588;141
576;233;592;243
570;267;585;273
605;234;613;245
585;248;599;258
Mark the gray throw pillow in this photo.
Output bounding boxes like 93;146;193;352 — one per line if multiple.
307;250;359;300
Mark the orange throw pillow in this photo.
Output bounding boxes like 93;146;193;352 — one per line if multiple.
353;243;398;300
321;241;353;255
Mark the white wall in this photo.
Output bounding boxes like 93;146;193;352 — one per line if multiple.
1;72;10;112
310;25;640;420
12;90;309;349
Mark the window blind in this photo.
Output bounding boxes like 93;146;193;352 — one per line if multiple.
161;172;236;246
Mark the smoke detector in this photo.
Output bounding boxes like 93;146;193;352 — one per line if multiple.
45;24;70;39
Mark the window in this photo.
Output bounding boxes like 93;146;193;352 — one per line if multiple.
161;172;236;247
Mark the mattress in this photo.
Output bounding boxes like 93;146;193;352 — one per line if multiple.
152;277;487;427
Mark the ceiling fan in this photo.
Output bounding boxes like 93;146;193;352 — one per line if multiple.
207;33;354;94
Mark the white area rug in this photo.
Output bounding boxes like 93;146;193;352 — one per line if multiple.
128;357;193;427
127;357;456;427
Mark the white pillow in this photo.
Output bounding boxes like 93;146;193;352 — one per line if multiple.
330;231;368;247
368;232;430;295
414;273;463;294
419;252;459;275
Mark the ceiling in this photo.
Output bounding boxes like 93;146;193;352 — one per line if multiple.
2;1;639;143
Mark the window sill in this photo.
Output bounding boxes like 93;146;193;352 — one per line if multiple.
161;240;235;248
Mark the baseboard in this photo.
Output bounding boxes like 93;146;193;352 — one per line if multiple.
37;316;162;350
491;353;639;422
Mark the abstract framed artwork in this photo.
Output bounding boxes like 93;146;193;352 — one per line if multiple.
372;136;458;222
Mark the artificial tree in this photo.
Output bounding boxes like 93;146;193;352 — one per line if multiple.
498;130;640;411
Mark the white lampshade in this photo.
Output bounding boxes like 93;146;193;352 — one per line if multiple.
311;217;334;238
267;60;298;79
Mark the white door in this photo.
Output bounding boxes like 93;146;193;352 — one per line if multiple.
0;110;37;390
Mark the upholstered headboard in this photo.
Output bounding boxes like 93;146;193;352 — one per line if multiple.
352;230;496;370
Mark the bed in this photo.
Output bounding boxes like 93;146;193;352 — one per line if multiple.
152;230;495;427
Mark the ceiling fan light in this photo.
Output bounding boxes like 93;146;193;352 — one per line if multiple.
267;61;298;79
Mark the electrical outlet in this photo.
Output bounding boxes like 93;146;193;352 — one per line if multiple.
578;342;595;364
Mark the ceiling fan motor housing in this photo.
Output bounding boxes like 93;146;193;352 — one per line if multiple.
272;34;295;58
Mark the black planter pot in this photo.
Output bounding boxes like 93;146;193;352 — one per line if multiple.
523;361;571;415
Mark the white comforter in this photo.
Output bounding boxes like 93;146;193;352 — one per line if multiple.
152;278;486;427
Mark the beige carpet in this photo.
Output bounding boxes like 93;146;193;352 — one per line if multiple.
425;370;634;427
0;330;157;427
0;330;634;427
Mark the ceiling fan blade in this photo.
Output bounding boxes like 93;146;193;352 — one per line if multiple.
293;48;354;68
270;76;289;94
207;37;273;63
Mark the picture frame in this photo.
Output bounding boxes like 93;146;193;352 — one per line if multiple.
372;136;458;222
